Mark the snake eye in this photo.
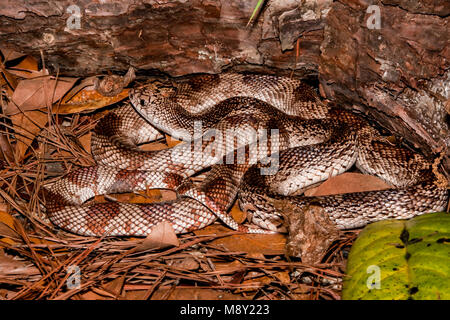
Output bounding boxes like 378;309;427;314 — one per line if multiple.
140;99;145;106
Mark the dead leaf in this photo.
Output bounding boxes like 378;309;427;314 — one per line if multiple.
0;65;18;90
230;202;247;224
0;48;27;62
5;55;47;80
148;287;249;300
167;256;200;271
134;221;179;252
159;189;177;202
4;68;48;80
246;252;265;260
238;271;291;292
194;224;287;255
140;141;170;151
0;203;21;244
305;172;391;197
165;134;182;148
10;110;48;161
13;56;38;71
0;250;40;277
0;222;20;245
101;275;126;297
75;276;126;300
96;189;176;205
0;133;15;163
78;288;113;300
0;288;16;300
125;286;249;300
213;259;245;273
78;132;92;154
0;71;6;86
59;77;97;103
130;190;163;203
291;284;312;300
6;76;78;115
56;87;129;114
0;203;14;229
121;290;148;300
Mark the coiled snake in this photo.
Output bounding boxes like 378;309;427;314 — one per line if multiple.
43;72;448;236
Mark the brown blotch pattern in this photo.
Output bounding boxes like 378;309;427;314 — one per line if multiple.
185;74;221;92
293;82;317;102
85;202;122;235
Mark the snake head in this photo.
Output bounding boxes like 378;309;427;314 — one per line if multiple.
129;80;175;112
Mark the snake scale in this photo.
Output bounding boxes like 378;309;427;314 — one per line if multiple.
43;72;448;236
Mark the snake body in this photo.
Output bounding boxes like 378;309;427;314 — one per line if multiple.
44;72;448;236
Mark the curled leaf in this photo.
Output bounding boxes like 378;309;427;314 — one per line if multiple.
7;76;78;115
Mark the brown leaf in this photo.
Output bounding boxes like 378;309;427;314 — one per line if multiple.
78;132;92;154
122;290;148;300
0;52;39;91
75;276;127;300
194;224;287;255
230;202;247;224
165;134;182;148
304;172;391;197
78;289;111;300
10;110;48;161
0;202;21;244
213;259;245;273
167;256;200;271
0;203;12;226
0;205;20;243
159;189;177;202
56;87;129;114
148;288;249;300
101;275;126;297
291;284;312;300
96;190;169;204
238;271;291;292
0;250;40;277
0;65;18;90
0;48;27;62
0;222;20;245
13;56;39;71
0;132;15;164
7;76;78;115
0;288;16;300
4;68;47;80
140;141;170;151
59;77;97;103
130;190;163;203
6;55;47;80
0;71;6;87
134;221;179;252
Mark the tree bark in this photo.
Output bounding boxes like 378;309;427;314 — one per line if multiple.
319;0;449;170
0;0;329;78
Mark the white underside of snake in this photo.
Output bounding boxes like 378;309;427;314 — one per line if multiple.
43;72;449;236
